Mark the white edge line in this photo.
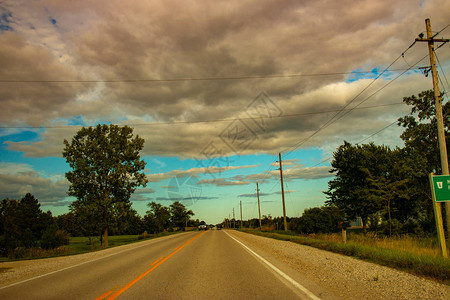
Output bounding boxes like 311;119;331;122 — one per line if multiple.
224;231;321;300
0;232;192;290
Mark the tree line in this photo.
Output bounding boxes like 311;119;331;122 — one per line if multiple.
223;90;449;236
0;194;199;257
1;124;203;257
326;90;449;236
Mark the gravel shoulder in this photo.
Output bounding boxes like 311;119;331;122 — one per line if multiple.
227;230;450;300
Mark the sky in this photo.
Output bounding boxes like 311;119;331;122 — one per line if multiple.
0;0;449;224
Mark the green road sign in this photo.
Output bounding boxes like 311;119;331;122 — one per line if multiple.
431;174;450;202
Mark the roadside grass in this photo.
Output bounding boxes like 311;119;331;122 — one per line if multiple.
0;231;183;262
240;229;450;284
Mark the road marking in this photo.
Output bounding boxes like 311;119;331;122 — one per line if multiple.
0;232;191;291
150;256;165;266
96;290;114;300
101;230;207;299
224;231;321;300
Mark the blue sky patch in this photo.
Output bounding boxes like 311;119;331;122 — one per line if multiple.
0;6;13;31
49;17;57;25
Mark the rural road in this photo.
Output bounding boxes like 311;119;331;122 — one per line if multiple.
0;230;323;299
1;229;449;299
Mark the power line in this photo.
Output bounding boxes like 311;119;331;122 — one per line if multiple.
306;119;400;170
280;22;450;158
355;120;398;145
432;23;450;38
435;52;450;93
0;69;420;84
0;102;404;129
281;50;428;158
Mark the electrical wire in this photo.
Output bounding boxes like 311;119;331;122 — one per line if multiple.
0;69;420;84
0;102;403;129
435;51;450;93
432;23;450;38
280;41;419;158
281;52;428;158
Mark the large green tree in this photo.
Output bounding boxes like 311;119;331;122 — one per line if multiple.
398;90;450;174
144;202;171;233
398;90;450;233
63;124;148;247
325;142;391;231
169;201;194;229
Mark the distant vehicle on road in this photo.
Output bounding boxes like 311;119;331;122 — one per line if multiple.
198;224;207;231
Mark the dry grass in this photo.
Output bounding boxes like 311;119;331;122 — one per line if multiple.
311;232;443;257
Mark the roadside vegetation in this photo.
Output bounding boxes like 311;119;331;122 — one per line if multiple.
1;124;204;261
239;229;450;284
0;195;201;261
223;90;450;283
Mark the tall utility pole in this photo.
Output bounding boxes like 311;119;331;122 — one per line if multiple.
278;153;288;231
416;18;450;235
257;182;262;230
233;208;235;229
240;200;243;228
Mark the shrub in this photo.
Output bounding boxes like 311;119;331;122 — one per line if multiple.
41;224;70;249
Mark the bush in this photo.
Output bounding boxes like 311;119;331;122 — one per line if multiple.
8;247;27;259
137;231;153;240
40;224;70;249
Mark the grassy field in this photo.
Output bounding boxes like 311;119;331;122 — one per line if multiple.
1;231;182;262
240;229;450;284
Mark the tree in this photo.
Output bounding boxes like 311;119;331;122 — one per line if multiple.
144;202;171;233
0;194;56;255
56;212;83;237
398;90;449;174
398;90;450;233
366;170;409;237
290;206;342;234
325;142;390;231
63;124;148;247
169;201;194;229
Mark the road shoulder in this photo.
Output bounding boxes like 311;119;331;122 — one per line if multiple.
226;230;450;300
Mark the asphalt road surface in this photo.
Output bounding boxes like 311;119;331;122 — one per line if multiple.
0;230;322;299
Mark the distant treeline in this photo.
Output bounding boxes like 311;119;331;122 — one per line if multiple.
0;194;201;257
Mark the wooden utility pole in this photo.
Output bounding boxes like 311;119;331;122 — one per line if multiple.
240;200;243;228
278;153;288;231
257;182;262;230
416;19;450;236
233;208;235;229
429;173;448;257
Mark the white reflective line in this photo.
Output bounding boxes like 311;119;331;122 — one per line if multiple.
0;232;193;290
225;231;321;300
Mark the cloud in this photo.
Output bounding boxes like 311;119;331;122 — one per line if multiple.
197;178;251;187
156;196;218;201
147;164;258;182
237;164;333;184
134;188;156;194
238;190;296;198
270;159;301;167
0;164;71;206
1;0;449;160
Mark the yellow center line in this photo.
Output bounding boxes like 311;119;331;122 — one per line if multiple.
99;231;207;300
95;285;121;300
150;256;165;266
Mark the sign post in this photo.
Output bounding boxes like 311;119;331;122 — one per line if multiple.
429;173;448;258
